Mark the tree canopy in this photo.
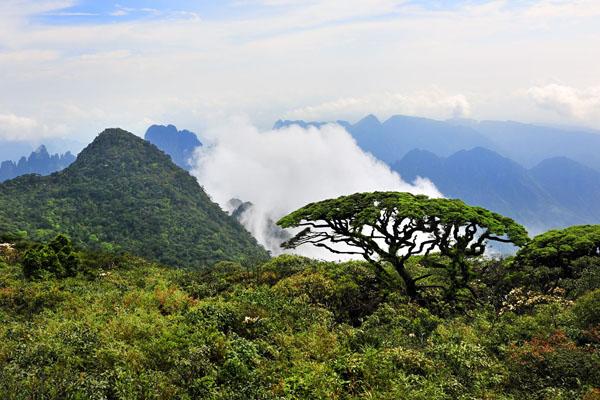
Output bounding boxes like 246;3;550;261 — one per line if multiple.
22;234;81;279
515;225;600;291
516;225;600;268
278;191;529;300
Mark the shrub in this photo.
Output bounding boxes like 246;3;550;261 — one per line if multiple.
22;234;81;279
572;289;600;331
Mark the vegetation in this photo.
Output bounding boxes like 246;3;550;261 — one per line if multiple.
515;225;600;293
0;129;267;268
278;192;528;302
0;164;598;398
0;232;598;399
21;234;81;279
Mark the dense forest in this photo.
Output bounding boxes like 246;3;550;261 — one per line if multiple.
0;202;599;398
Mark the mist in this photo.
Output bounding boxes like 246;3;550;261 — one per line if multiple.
191;118;441;258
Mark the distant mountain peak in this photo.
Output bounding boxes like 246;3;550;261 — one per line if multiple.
532;156;587;170
33;145;49;154
455;146;508;158
0;144;76;183
402;148;440;159
359;114;380;124
144;124;202;170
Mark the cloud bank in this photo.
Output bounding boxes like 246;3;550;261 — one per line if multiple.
528;84;600;123
191;118;440;257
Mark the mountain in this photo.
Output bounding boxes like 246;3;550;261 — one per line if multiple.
275;115;600;170
0;138;84;162
530;157;600;222
348;115;493;164
393;147;600;230
274;115;492;165
0;145;76;182
449;120;600;170
273;119;329;130
144;124;202;170
0;128;267;267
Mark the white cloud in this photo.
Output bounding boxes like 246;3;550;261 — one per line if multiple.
525;0;600;18
284;90;472;121
0;113;39;140
191;118;440;256
110;9;129;17
0;0;600;142
528;84;600;122
0;49;59;63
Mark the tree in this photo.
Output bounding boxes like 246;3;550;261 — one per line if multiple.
277;192;528;300
22;234;81;279
515;225;600;292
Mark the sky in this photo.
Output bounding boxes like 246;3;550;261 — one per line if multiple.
1;0;600;142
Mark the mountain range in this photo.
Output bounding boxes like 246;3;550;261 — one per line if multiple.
0;145;75;183
275;115;600;231
3;115;599;239
394;147;600;231
0;137;84;162
275;115;600;171
0;129;266;267
0;124;202;182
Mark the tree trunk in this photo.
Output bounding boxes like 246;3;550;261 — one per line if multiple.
393;261;418;300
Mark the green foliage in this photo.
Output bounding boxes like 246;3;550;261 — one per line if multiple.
515;225;600;291
506;331;600;399
0;233;598;399
278;191;528;301
278;192;528;246
22;234;81;279
572;289;600;331
0;129;267;268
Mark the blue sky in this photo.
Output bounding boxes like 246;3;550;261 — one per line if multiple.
39;1;237;23
38;0;501;25
1;0;600;142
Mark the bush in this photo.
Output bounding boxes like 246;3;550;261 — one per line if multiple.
22;234;81;279
506;331;600;398
572;289;600;331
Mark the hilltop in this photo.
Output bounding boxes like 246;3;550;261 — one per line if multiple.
0;128;267;267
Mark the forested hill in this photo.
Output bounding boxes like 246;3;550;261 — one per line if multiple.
0;128;267;267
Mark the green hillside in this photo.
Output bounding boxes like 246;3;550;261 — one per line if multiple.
0;129;267;267
0;243;598;399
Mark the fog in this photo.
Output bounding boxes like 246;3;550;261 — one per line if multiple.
191;117;441;258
